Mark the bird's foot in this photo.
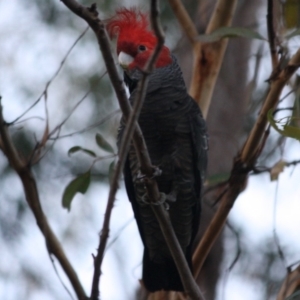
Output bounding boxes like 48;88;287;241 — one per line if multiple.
166;190;177;202
136;166;162;182
151;166;162;178
141;192;167;206
136;170;146;181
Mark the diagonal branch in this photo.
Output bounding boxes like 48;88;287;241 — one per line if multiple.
60;0;204;299
10;26;89;125
192;0;238;118
0;98;86;300
277;264;300;300
267;0;279;70
168;0;199;45
169;0;237;119
241;48;300;163
192;47;300;279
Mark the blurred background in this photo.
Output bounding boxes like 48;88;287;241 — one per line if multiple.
1;0;300;299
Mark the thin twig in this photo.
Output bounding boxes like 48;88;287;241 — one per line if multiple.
220;221;241;300
60;0;204;298
48;109;120;140
192;47;300;280
267;0;279;69
56;2;152;297
139;2;205;298
241;48;300;163
272;181;288;268
28;88;93;166
0;98;86;300
48;88;92;138
48;254;75;300
105;218;133;251
168;0;199;45
277;264;300;300
225;221;241;272
188;0;238;118
10;26;89;125
169;0;237;119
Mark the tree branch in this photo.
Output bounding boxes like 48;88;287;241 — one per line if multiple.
277;264;300;300
169;0;238;118
10;26;89;125
168;0;199;45
189;0;238;118
0;98;86;300
192;47;300;279
267;0;279;70
241;48;300;163
60;1;204;299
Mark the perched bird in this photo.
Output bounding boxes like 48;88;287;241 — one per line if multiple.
106;8;207;292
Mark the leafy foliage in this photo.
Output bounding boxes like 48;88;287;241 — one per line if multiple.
268;109;300;141
68;146;97;157
95;133;115;154
62;170;91;211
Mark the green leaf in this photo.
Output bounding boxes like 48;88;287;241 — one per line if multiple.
267;109;300;141
267;109;285;135
95;133;114;153
62;171;91;211
81;149;97;157
283;124;300;141
197;26;265;42
68;146;97;157
68;146;82;156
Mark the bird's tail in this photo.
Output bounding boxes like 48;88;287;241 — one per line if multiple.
142;248;192;292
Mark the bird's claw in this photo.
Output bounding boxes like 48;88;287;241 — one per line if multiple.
136;171;146;181
151;166;162;179
136;167;162;182
141;192;167;206
166;192;176;202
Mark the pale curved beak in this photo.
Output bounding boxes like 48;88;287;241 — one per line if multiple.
118;51;134;69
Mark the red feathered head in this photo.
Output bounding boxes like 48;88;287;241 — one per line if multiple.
106;8;172;69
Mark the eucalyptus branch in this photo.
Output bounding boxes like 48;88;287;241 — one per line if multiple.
50;109;120;140
48;88;92;139
267;0;279;69
168;0;199;45
60;0;203;299
0;98;86;300
251;159;300;175
169;0;238;118
192;47;300;279
277;264;300;300
10;26;89;125
142;2;204;298
241;48;300;163
191;0;238;118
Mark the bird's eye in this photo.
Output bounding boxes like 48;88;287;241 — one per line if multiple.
138;45;146;52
